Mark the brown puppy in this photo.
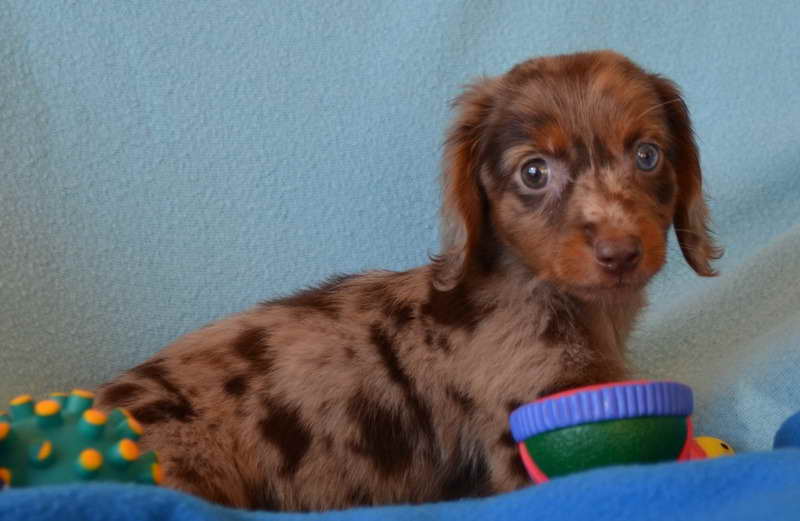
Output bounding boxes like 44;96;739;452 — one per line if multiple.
96;50;721;511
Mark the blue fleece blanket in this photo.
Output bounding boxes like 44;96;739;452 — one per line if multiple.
3;412;800;520
3;450;800;521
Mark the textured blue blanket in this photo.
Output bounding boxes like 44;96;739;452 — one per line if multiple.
3;412;800;519
3;450;800;521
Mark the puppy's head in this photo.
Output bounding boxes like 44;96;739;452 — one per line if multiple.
433;50;722;299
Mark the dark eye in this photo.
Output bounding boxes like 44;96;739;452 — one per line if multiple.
635;143;660;171
520;158;550;189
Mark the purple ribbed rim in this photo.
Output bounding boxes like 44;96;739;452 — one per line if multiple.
509;381;693;442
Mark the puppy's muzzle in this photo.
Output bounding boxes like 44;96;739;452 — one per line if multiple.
593;236;642;275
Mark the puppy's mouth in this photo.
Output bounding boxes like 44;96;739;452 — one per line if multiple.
611;271;647;288
581;281;642;293
565;271;651;298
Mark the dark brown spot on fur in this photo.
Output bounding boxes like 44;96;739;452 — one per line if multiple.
346;390;415;477
483;111;558;176
170;457;202;482
259;401;312;477
224;375;249;397
472;213;502;275
370;324;406;387
131;359;196;423
320;399;333;414
390;304;414;329
446;385;475;414
100;382;145;407
602;193;635;214
131;399;194;424
171;457;232;506
132;358;167;379
483;123;526;176
232;328;269;363
524;112;558;133
245;481;281;511
499;430;516;448
441;440;493;500
572;139;591;173
370;324;435;441
269;274;356;318
592;135;613;168
359;281;417;331
624;129;644;151
421;284;485;331
654;175;676;205
506;399;524;414
347;487;373;507
435;333;452;354
232;329;275;376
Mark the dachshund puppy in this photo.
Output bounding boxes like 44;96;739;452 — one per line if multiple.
96;50;721;511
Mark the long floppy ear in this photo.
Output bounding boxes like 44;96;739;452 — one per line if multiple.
650;75;723;276
431;78;497;291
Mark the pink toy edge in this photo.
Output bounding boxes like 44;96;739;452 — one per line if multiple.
518;442;549;484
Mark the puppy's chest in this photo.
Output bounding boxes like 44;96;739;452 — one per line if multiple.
440;304;601;406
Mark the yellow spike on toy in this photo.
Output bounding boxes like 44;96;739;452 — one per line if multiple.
0;392;161;488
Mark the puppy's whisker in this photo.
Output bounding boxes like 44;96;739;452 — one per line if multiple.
673;227;712;238
634;98;682;123
673;244;706;255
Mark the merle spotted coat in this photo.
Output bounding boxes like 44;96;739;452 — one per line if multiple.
96;51;721;511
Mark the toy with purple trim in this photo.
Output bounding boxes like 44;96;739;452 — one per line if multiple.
509;380;733;484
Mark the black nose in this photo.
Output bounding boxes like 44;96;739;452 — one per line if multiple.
594;236;642;274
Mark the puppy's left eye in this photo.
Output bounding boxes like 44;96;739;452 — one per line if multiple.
521;158;550;189
635;143;660;171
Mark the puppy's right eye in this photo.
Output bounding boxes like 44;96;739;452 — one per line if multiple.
521;158;550;189
635;143;660;171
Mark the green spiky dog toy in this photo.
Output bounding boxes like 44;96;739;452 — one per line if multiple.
0;390;162;488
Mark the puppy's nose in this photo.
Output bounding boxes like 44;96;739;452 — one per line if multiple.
594;236;642;274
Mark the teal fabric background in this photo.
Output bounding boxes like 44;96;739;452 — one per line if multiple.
1;1;798;452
